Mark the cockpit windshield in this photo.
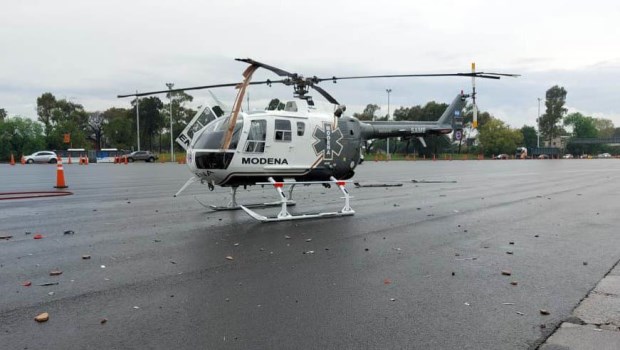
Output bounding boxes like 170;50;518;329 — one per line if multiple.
191;115;244;150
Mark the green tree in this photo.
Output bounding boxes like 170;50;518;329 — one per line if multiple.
102;107;134;150
564;112;599;155
478;118;523;156
353;104;381;121
131;97;163;151
593;118;614;138
36;92;57;136
520;125;538;148
463;104;493;129
539;85;567;144
266;98;285;111
0;117;46;161
0;108;7;122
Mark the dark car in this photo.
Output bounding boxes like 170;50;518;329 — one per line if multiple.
127;151;158;162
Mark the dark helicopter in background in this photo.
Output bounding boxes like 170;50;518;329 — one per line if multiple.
119;58;518;221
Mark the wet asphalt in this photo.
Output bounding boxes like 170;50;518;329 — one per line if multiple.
1;159;620;349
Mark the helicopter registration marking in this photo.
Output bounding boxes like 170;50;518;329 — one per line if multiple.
241;157;289;165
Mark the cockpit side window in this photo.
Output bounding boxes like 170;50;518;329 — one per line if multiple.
274;119;292;142
244;120;267;153
297;122;305;136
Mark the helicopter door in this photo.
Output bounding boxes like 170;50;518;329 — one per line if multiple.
244;119;267;153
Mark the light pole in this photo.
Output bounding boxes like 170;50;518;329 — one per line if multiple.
537;97;541;148
166;83;174;162
136;91;140;151
386;88;392;158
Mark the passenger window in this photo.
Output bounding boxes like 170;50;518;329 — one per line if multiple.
244;120;267;153
297;122;305;136
275;119;292;142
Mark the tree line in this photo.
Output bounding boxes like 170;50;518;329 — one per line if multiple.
2;86;619;161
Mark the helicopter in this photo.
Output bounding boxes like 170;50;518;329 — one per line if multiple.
118;58;518;222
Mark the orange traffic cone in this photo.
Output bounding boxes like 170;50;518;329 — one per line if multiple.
10;153;15;166
54;158;68;189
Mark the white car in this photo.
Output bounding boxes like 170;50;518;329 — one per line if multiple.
597;153;612;158
562;154;573;159
24;151;58;164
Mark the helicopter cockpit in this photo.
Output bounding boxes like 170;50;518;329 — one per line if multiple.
190;114;244;170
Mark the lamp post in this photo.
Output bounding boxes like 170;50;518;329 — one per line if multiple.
386;88;392;158
537;97;541;148
166;83;174;162
136;91;140;151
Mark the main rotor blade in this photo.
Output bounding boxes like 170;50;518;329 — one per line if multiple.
476;72;521;77
235;58;296;78
316;73;504;83
117;79;286;98
310;84;340;105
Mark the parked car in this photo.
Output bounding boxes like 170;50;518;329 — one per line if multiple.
24;151;58;164
538;154;549;159
127;151;158;162
596;153;612;158
579;154;590;159
494;154;509;159
562;154;573;159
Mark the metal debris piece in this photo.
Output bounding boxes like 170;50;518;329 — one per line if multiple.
451;272;455;276
511;281;518;286
63;230;75;235
516;311;524;316
133;306;140;309
464;302;470;306
502;303;515;305
501;270;512;276
0;235;13;240
354;182;403;188
305;238;312;242
540;309;550;315
38;282;59;286
412;179;457;184
233;243;239;246
225;256;234;260
506;251;514;255
48;292;54;296
392;248;402;251
509;241;515;245
534;234;539;238
100;318;107;324
390;298;396;302
82;255;91;260
304;250;315;254
583;261;588;266
49;270;63;276
284;235;291;239
153;239;161;243
35;312;49;322
100;265;106;269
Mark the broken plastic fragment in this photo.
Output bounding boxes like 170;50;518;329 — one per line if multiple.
225;256;234;261
49;270;63;276
501;270;512;276
22;281;32;287
33;234;44;240
82;255;91;260
539;309;550;315
63;230;75;235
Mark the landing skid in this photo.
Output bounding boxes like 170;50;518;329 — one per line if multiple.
192;185;296;211
240;177;355;223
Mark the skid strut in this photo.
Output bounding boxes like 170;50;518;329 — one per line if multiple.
240;177;355;222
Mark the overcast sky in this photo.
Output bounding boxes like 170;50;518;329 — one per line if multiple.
2;0;619;128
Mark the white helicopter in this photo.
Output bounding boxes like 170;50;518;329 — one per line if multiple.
119;59;517;222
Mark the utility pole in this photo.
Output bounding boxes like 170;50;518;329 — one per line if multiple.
166;83;174;162
136;91;140;151
537;97;541;148
386;88;392;158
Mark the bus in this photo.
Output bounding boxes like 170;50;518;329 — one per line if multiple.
96;148;122;163
55;148;87;164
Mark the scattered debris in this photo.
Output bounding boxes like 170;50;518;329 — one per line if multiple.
501;270;512;276
540;309;550;315
38;282;59;286
305;238;312;242
25;231;32;235
49;270;63;276
506;251;514;255
0;235;13;240
509;241;515;245
393;204;400;207
100;265;106;269
82;255;91;260
354;182;403;188
534;234;539;238
456;257;477;261
100;318;107;324
170;260;176;264
225;256;234;261
63;230;75;235
22;281;32;287
392;248;402;251
384;278;392;285
34;312;49;322
33;234;44;240
511;281;518;286
364;248;369;251
153;239;161;243
540;324;547;329
451;272;455;276
390;298;396;302
284;235;291;239
583;261;588;266
516;311;525;316
502;303;515;305
303;250;315;255
48;292;54;296
464;302;470;306
133;306;140;309
233;243;239;246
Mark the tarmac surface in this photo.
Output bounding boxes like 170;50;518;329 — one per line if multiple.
1;159;620;349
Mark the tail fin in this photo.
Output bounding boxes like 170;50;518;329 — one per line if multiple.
436;93;468;126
